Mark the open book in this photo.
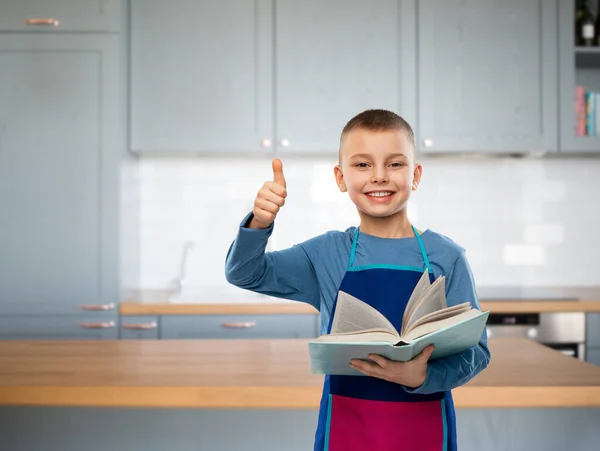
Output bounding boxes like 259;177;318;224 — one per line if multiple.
308;269;489;375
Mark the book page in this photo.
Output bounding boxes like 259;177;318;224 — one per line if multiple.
400;308;482;343
404;302;472;336
330;290;399;338
401;269;432;333
314;328;399;343
403;275;447;334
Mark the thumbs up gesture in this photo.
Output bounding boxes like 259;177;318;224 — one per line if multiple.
249;159;288;229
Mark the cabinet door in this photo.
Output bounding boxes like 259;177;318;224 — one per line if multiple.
161;315;319;339
417;0;558;153
587;314;600;347
0;0;120;32
120;316;160;340
130;0;273;154
274;0;412;155
0;34;120;315
0;316;118;340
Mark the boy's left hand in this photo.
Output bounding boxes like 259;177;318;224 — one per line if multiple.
349;345;435;389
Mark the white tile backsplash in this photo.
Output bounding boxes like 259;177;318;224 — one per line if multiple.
134;156;600;289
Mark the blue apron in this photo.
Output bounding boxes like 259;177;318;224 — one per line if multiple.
314;226;457;451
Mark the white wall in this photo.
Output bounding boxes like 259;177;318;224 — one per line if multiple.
130;156;600;289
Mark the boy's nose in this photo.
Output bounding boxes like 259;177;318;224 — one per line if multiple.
370;168;389;183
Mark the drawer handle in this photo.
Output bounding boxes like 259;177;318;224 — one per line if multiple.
81;303;115;311
221;321;256;329
25;18;60;27
122;322;157;330
80;321;115;329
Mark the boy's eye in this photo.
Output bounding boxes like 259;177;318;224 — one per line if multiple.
354;163;369;168
389;162;405;168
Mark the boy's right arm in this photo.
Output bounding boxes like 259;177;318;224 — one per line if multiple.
224;159;321;309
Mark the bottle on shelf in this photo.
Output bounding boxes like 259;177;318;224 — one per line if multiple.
576;0;596;46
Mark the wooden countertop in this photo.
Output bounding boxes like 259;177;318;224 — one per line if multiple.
120;288;600;315
120;290;319;315
1;338;599;408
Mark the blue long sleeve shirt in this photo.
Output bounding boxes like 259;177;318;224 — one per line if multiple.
225;212;490;395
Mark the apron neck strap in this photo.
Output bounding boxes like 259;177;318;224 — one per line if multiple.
412;225;432;274
348;227;360;269
348;225;432;273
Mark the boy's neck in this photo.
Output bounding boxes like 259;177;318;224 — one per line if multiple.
358;211;416;238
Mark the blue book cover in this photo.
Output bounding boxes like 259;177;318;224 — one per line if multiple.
307;270;489;376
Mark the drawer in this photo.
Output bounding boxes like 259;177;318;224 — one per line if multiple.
0;297;118;316
0;315;118;340
161;314;319;340
0;0;120;32
120;316;159;340
587;347;600;367
586;314;600;347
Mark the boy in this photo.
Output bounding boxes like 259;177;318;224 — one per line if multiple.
225;109;490;451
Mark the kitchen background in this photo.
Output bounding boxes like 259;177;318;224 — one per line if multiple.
3;1;600;450
2;0;600;315
122;0;600;296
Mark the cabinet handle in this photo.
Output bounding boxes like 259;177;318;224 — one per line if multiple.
221;321;256;329
25;18;60;27
122;322;157;330
260;138;272;148
279;138;290;148
81;303;115;311
80;321;115;329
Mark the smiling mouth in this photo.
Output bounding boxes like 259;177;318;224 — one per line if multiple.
365;191;395;197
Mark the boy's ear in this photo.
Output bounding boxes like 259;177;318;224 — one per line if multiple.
334;165;347;192
412;162;423;190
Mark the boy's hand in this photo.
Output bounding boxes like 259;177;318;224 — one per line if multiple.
349;345;435;388
249;158;287;229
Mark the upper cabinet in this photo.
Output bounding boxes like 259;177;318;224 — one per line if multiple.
0;0;121;32
274;0;409;154
130;0;274;154
130;0;411;156
416;0;558;154
130;0;576;155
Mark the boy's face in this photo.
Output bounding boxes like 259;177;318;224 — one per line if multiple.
334;128;422;220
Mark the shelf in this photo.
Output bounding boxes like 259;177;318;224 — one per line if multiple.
575;46;600;53
575;47;600;67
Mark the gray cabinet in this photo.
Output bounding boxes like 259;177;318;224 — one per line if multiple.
0;316;117;339
586;313;600;366
130;0;273;154
416;0;558;154
120;316;159;340
161;314;319;339
0;34;121;316
586;313;600;347
274;0;410;154
0;0;121;32
558;0;600;153
130;0;411;156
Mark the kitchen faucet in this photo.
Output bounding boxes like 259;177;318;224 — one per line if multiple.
174;240;195;292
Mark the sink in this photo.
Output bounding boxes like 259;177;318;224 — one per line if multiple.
168;287;293;304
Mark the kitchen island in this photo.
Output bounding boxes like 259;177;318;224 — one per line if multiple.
1;338;600;450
